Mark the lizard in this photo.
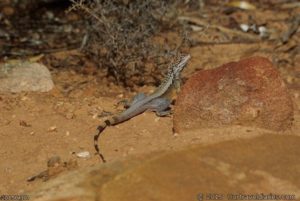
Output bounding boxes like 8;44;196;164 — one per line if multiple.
94;54;191;162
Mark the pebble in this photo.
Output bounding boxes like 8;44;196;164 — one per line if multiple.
48;126;57;132
76;151;90;159
66;131;70;136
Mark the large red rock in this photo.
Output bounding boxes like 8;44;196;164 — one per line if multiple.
174;56;293;132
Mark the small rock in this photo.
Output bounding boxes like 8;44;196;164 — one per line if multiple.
174;56;293;132
240;24;250;32
154;117;160;122
21;96;29;101
27;156;78;182
76;151;90;159
65;112;75;119
47;156;62;167
117;94;124;98
19;120;31;127
65;131;70;136
0;61;54;93
48;126;57;132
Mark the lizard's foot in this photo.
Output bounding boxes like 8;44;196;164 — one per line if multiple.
116;99;130;109
98;110;113;118
155;109;172;117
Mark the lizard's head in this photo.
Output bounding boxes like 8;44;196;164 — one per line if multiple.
170;54;191;76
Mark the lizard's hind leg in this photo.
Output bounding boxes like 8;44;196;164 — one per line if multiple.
116;93;146;109
147;98;172;117
130;93;146;106
124;93;147;108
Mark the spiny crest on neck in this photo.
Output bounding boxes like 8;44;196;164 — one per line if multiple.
153;53;190;94
167;54;191;77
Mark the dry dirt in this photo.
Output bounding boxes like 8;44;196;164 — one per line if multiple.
0;0;300;196
0;50;299;194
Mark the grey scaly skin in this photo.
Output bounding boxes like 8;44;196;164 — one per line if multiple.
94;54;191;162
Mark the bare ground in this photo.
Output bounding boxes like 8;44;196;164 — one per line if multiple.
0;51;299;194
0;0;300;195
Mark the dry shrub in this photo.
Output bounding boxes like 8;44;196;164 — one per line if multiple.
70;0;190;87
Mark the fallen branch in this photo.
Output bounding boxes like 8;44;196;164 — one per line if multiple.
281;14;300;44
178;16;260;42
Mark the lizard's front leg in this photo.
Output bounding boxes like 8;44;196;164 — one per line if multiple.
146;98;172;117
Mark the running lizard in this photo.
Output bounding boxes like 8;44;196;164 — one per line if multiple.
94;54;191;162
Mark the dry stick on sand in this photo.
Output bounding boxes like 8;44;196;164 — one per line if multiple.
178;16;261;42
281;14;300;44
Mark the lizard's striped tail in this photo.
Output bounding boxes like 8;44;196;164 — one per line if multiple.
94;120;111;163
